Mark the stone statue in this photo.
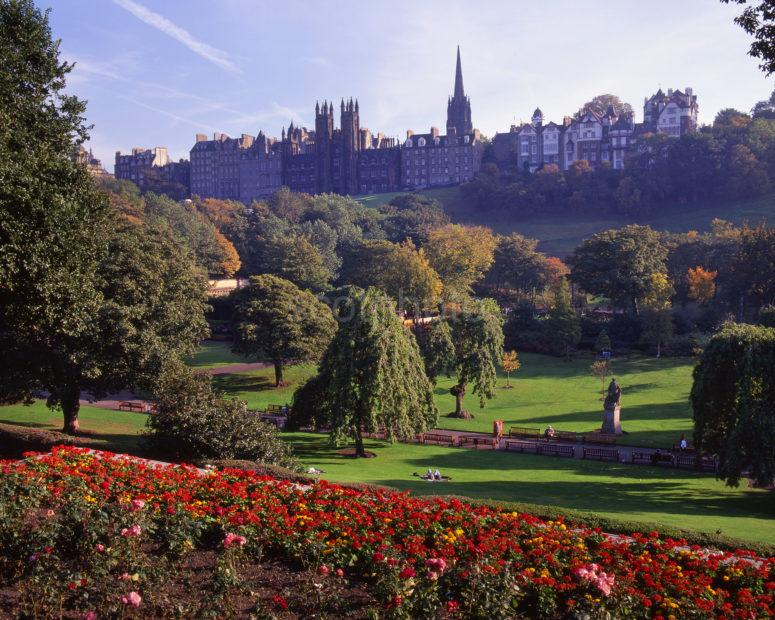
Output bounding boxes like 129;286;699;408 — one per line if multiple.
602;378;622;435
604;378;621;411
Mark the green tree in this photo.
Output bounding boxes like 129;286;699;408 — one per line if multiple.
448;301;505;418
261;233;335;292
378;193;450;245
691;322;775;486
486;233;548;302
546;279;581;358
415;319;456;384
761;304;775;327
292;287;437;457
231;275;337;387
568;224;668;314
0;4;209;433
595;329;612;354
146;360;297;468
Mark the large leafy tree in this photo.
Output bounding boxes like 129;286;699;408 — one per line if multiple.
485;233;548;302
568;225;668;314
261;233;335;292
447;300;505;418
691;322;775;486
292;287;437;457
425;224;498;300
231;275;337;387
340;239;442;314
3;213;210;433
639;272;675;358
546;278;581;358
415;319;456;384
378;193;450;245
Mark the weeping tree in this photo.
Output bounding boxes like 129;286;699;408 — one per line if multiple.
691;322;775;487
231;275;337;387
292;287;437;457
448;300;505;418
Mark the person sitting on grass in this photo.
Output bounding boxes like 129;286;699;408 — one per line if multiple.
434;469;442;480
544;425;556;439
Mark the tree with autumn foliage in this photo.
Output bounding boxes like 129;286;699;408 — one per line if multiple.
425;224;498;300
687;266;718;305
640;272;675;358
501;350;521;388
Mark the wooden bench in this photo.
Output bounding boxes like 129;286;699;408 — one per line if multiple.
583;447;620;462
633;451;674;466
508;426;542;440
676;453;717;472
459;436;498;450
504;439;541;454
672;445;695;453
540;443;575;458
118;401;146;413
266;404;292;415
583;432;617;445
420;433;457;447
545;430;579;443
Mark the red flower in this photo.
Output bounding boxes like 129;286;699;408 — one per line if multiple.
271;594;288;610
398;567;416;579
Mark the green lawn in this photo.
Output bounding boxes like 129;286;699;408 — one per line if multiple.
210;351;694;449
1;400;772;545
184;340;249;369
356;189;775;256
287;433;775;546
0;400;147;455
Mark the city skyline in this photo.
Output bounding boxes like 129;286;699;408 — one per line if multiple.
48;0;774;171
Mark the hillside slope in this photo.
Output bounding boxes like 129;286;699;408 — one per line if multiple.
356;188;775;256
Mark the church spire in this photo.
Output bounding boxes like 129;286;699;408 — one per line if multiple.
453;45;465;99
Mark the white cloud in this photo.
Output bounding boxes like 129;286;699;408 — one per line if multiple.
113;0;240;74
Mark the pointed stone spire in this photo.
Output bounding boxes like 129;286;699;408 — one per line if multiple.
355;99;359;112
453;45;465;99
315;101;320;115
341;98;345;113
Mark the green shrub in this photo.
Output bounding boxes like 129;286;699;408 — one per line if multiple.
145;362;298;469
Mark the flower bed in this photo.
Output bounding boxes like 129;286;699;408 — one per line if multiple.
1;447;773;618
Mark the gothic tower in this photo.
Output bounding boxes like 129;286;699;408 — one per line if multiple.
446;46;473;136
340;97;360;195
315;100;334;193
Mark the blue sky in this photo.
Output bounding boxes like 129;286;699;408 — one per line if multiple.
46;0;774;171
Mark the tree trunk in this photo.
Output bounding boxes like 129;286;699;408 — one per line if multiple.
454;385;465;416
61;386;81;435
273;360;286;387
354;424;366;458
505;372;510;388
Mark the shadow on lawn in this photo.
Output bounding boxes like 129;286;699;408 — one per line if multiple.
213;373;274;393
373;478;775;521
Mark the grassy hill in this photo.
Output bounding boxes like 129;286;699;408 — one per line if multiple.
356;187;775;256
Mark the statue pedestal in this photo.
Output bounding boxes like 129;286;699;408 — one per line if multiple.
602;406;622;435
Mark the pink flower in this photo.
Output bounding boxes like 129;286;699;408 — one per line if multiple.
120;524;141;538
223;532;247;548
574;563;615;596
119;573;131;581
82;612;97;620
128;499;145;512
45;509;55;518
336;568;344;578
428;571;439;581
121;591;141;607
95;544;105;553
425;557;447;573
317;564;329;576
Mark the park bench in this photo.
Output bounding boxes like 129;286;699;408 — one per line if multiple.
508;426;542;440
675;453;717;472
459;436;498;450
632;451;674;466
672;445;695;453
118;401;146;413
583;447;620;462
550;430;579;443
583;432;617;445
504;439;541;454
363;429;387;440
420;432;457;447
540;443;575;458
265;404;291;416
